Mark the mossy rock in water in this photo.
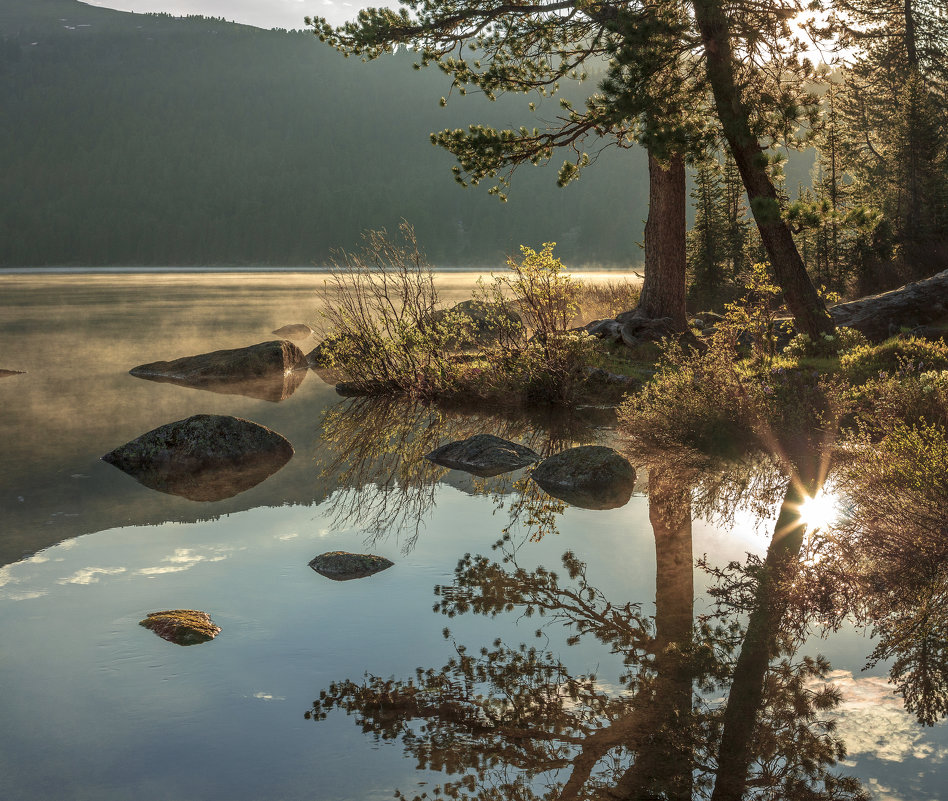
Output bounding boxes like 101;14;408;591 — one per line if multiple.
425;433;540;477
309;551;394;581
140;609;221;646
531;445;636;510
130;340;308;402
102;414;294;502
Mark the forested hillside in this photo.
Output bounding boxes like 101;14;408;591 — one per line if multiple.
0;0;649;266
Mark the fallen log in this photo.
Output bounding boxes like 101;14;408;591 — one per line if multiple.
830;269;948;342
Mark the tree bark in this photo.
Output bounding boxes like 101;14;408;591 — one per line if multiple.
635;149;689;332
689;0;835;338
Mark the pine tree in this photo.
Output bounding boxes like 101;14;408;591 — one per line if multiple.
311;0;838;336
833;0;948;274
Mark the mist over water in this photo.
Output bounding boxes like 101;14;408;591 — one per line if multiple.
0;272;945;801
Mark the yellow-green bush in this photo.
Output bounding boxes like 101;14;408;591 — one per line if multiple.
839;337;948;385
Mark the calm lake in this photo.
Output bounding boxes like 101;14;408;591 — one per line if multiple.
0;272;945;801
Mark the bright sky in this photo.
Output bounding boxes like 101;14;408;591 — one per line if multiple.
81;0;377;29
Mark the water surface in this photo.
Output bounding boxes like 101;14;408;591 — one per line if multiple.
1;272;945;801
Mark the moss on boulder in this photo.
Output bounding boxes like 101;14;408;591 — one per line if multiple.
140;609;221;646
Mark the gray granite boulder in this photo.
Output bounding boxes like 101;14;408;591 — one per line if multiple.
531;445;636;510
426;434;540;477
130;340;308;402
139;609;221;646
102;414;294;502
309;551;394;581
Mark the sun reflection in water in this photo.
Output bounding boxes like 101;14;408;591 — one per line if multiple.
798;489;841;532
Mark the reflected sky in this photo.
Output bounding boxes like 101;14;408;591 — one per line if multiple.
2;273;947;800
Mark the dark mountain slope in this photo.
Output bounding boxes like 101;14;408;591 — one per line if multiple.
0;0;649;266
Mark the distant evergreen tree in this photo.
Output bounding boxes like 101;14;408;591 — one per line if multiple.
833;0;948;281
687;149;751;309
788;81;886;294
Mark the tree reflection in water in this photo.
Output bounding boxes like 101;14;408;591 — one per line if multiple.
306;436;872;800
314;397;613;550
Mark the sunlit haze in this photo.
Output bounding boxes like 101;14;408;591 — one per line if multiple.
81;0;387;29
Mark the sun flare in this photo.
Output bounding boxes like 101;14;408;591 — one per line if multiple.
798;490;840;532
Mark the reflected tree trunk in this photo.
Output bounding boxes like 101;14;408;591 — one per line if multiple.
610;466;695;801
710;453;822;801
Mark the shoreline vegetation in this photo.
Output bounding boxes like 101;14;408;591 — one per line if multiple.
311;225;948;446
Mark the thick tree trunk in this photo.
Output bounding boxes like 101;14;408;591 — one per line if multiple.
689;0;835;338
635;149;688;332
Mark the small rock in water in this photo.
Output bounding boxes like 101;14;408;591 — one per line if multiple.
272;323;314;340
140;609;221;646
425;434;540;477
309;551;394;581
531;445;636;510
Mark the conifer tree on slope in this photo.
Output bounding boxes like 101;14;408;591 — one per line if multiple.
311;0;835;336
833;0;948;270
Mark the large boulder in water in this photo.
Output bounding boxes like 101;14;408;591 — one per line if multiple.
130;340;308;402
102;414;294;501
309;551;394;581
140;609;221;646
531;445;636;510
425;434;540;477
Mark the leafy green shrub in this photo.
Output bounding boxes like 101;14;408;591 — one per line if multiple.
782;327;867;360
317;232;605;405
839;337;948;384
849;369;948;433
478;242;578;347
451;332;598;406
618;338;761;456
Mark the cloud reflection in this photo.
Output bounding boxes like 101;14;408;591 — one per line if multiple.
825;671;948;763
135;547;229;576
57;566;127;585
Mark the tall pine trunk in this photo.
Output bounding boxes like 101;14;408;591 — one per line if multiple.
634;149;688;331
690;0;835;337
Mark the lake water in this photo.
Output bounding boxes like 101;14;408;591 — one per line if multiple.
0;272;945;801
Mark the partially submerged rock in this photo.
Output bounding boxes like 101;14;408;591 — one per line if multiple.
425;433;540;477
102;414;294;502
130;340;308;402
0;369;25;379
272;323;314;340
140;609;221;646
531;445;636;510
309;551;394;581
